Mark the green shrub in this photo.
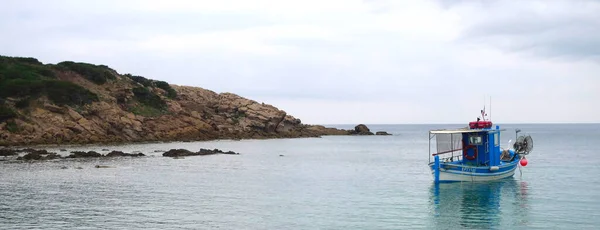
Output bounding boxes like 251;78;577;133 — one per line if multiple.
132;87;167;110
0;105;17;123
44;80;99;106
0;56;99;108
0;56;55;80
129;104;165;117
125;74;177;98
154;81;177;98
15;97;31;108
0;79;44;98
0;79;98;106
57;61;115;84
0;56;41;65
125;74;152;87
5;120;19;133
11;57;42;65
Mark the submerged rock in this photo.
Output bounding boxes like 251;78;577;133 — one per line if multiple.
94;165;112;168
162;148;240;157
375;131;392;136
162;149;195;157
105;151;145;157
66;151;103;158
17;150;61;161
0;148;18;156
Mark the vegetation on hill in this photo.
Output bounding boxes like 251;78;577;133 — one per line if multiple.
0;56;99;107
0;55;180;120
56;61;116;84
125;74;177;98
129;86;168;116
0;104;17;123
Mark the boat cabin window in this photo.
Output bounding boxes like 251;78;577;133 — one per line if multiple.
469;135;483;145
494;133;499;146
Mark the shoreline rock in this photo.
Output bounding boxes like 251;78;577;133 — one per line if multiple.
18;150;61;161
0;148;18;156
376;131;392;136
105;151;145;157
163;148;240;157
350;124;374;135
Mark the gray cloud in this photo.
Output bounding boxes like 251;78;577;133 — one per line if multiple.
1;0;599;124
439;0;600;60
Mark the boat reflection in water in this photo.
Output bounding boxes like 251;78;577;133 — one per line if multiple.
429;179;530;229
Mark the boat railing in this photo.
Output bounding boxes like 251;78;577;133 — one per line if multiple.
432;148;463;162
431;148;463;156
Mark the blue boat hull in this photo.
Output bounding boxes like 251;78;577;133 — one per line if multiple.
429;159;519;183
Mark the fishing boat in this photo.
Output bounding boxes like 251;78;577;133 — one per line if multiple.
428;110;533;183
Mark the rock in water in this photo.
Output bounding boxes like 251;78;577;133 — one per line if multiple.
351;124;374;135
66;151;103;158
105;151;145;157
162;148;240;157
375;131;392;136
95;165;112;168
17;150;61;161
163;149;195;157
0;149;18;156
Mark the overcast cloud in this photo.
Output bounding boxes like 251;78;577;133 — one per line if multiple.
1;0;598;124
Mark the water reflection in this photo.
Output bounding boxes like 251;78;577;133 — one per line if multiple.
429;179;530;229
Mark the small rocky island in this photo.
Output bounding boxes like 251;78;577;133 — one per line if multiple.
350;124;392;136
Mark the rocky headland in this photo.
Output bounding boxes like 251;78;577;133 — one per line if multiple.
0;55;390;146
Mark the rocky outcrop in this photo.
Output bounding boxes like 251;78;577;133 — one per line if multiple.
0;56;381;146
162;148;240;157
376;131;392;135
0;74;351;146
350;124;374;135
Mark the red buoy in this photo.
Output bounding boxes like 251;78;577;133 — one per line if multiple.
520;157;528;167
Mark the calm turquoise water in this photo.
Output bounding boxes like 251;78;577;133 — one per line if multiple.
1;124;599;229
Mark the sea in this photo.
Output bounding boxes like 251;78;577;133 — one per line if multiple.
1;124;599;229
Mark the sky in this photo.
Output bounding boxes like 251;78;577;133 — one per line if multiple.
1;0;599;124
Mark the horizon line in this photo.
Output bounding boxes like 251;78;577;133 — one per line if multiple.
318;122;600;125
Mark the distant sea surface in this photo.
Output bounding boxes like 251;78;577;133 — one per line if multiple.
1;124;599;229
